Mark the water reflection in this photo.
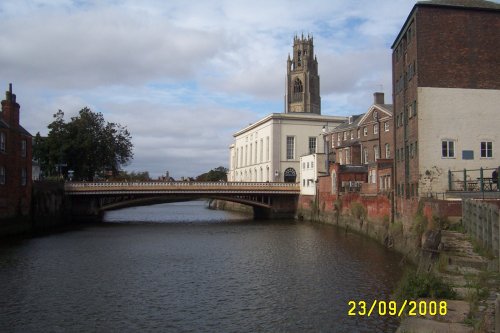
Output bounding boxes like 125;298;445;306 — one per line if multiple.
0;201;403;332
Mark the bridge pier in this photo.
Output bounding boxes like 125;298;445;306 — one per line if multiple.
69;196;103;223
254;195;298;220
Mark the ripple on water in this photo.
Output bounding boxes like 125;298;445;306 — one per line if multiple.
0;202;404;332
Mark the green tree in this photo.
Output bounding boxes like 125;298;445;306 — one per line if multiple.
196;166;228;181
33;108;133;180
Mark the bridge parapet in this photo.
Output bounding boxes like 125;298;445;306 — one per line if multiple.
65;181;299;194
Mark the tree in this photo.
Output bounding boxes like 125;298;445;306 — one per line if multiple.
33;108;133;180
196;166;228;181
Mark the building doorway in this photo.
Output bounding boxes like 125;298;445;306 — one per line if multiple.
284;168;297;183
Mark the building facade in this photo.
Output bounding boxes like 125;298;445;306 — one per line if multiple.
325;92;393;195
299;153;327;195
228;113;344;182
0;84;32;219
392;0;500;216
228;35;345;182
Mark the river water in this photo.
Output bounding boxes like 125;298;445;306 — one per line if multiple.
0;201;404;332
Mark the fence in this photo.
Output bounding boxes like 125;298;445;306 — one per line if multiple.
462;199;500;270
448;167;499;192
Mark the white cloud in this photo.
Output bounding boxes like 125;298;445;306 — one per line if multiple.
1;0;429;177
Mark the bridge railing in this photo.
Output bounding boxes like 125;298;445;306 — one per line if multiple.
65;181;298;188
64;181;300;194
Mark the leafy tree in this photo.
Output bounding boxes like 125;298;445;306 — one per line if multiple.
113;171;151;182
33;108;133;180
196;166;228;182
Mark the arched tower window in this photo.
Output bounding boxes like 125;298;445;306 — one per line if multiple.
297;50;302;67
293;78;303;93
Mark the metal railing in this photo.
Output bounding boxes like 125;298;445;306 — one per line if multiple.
448;167;499;192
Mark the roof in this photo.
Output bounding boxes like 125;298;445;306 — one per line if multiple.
333;114;364;131
417;0;500;10
339;165;368;173
233;112;346;137
0;118;32;136
391;0;500;48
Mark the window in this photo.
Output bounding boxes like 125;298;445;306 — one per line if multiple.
480;141;493;158
363;127;368;136
374;146;379;160
308;137;317;154
350;131;353;140
266;137;270;161
384;122;389;132
0;166;5;185
286;136;295;160
343;132;347;140
357;129;361;138
385;143;390;158
345;148;350;164
364;148;368;164
0;132;5;152
293;78;303;93
373;124;378;135
254;141;258;164
442;140;455;158
21;168;27;186
250;143;252;165
260;139;263;163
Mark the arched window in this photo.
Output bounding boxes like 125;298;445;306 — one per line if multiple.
284;168;297;183
293;78;303;93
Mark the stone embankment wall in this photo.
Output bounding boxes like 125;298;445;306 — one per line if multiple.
31;181;69;230
462;199;500;268
297;193;421;260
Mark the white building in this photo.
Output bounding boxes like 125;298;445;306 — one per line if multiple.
228;113;344;182
417;87;500;193
299;153;327;195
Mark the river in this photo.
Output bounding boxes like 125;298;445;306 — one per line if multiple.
0;200;404;332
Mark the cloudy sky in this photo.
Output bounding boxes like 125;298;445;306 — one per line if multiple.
1;0;430;178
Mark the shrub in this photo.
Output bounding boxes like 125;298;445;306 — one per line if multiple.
395;269;456;301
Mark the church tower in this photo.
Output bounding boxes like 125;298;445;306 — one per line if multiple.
286;34;321;114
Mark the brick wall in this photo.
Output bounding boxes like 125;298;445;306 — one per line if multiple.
417;6;500;90
0;88;32;219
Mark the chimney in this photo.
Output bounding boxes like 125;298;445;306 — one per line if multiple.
1;83;20;128
373;92;384;105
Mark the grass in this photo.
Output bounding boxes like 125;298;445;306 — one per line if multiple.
394;268;457;301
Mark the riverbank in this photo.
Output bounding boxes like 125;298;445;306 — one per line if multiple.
296;200;499;333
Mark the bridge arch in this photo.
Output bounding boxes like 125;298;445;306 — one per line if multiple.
65;181;299;221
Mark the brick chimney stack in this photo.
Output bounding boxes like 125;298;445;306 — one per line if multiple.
373;92;384;105
1;83;20;128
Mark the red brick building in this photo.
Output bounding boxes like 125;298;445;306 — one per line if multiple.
328;92;394;195
392;0;500;217
0;84;32;219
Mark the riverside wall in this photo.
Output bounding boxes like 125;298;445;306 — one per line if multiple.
0;181;69;237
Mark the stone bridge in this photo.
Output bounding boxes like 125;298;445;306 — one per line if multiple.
64;181;300;221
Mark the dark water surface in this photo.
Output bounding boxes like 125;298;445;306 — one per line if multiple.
0;201;404;332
